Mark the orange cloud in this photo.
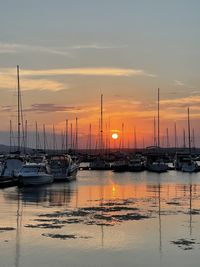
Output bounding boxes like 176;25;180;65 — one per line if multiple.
0;74;65;91
0;67;156;77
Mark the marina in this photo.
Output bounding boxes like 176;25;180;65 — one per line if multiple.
0;1;200;266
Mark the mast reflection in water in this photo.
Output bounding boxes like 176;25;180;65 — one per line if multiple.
1;171;200;267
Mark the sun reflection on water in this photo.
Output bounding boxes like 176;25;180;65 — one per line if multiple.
1;171;200;267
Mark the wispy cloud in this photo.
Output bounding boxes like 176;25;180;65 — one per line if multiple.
0;73;65;91
69;44;128;50
0;66;156;93
1;105;12;112
102;96;200;121
0;103;81;115
24;103;80;113
157;95;200;120
0;42;127;56
174;80;185;86
161;95;200;107
0;42;71;56
25;67;155;77
0;67;155;78
106;99;142;108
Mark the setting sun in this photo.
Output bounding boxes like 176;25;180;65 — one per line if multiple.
112;133;119;140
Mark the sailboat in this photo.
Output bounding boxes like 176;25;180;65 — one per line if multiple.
89;94;110;170
147;88;168;173
0;66;24;187
181;108;198;172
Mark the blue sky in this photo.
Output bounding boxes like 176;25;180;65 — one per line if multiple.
0;0;200;147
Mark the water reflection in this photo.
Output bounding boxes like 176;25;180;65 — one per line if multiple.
158;183;162;254
145;177;198;254
1;171;200;267
15;190;22;267
189;180;192;236
4;182;76;207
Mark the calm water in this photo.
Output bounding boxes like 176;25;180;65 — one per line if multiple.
1;170;200;267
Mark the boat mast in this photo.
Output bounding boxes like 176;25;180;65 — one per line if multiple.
188;107;191;153
122;122;124;150
9;120;12;153
174;122;177;151
75;117;78;152
153;116;156;146
100;94;103;152
89;123;92;154
65;119;68;153
70;123;73;150
35;122;38;152
98;118;100;151
166;128;169;148
43;124;46;152
53;124;55;152
61;130;64;152
134;127;137;150
157;88;160;148
192;128;195;149
24;120;27;154
105;122;108;152
183;128;186;148
108;117;111;154
17;65;21;152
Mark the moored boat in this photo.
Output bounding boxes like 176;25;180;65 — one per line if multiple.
0;156;24;188
181;157;198;173
112;159;128;172
147;160;168;173
18;162;54;186
48;154;79;181
128;157;145;172
146;89;168;173
89;157;110;170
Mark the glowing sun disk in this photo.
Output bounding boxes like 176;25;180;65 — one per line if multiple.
112;133;119;139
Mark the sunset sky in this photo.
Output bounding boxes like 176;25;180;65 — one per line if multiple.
0;0;200;148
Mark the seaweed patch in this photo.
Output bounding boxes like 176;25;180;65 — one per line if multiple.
0;227;15;232
42;233;91;240
25;223;64;229
171;238;196;250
